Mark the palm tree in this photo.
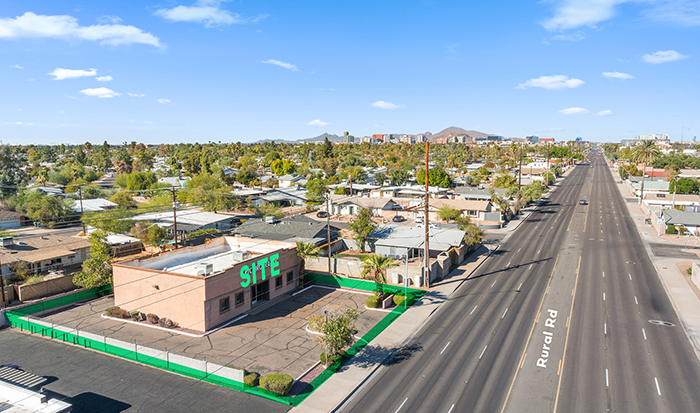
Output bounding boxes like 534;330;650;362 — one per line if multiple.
295;240;321;283
361;254;398;297
632;140;661;202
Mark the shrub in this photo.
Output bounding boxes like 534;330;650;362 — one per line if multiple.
393;294;405;306
23;275;45;285
365;296;380;308
320;351;326;365
130;311;144;322
666;224;676;235
106;307;130;319
244;372;259;387
158;318;174;328
259;374;294;396
146;313;159;324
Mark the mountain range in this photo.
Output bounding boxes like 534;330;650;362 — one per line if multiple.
254;127;493;144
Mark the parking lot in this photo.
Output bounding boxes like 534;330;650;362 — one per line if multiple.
28;286;386;379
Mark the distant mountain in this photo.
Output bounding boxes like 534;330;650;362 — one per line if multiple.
430;126;491;141
254;132;342;144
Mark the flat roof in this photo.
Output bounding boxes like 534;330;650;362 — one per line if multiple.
123;236;293;277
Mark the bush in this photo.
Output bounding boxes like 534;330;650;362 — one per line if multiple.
320;351;326;365
130;311;144;322
320;351;341;366
146;313;159;324
393;294;405;306
23;275;45;285
106;306;130;319
666;224;676;235
259;374;294;396
158;317;174;328
365;296;380;308
244;372;259;387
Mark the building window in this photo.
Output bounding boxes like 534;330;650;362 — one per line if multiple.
235;292;244;307
219;297;230;314
275;276;283;289
286;271;294;284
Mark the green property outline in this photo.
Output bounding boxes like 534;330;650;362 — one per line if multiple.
3;274;425;407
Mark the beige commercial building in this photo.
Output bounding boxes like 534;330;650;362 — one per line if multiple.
112;236;301;332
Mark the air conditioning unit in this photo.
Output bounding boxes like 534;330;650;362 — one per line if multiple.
194;262;213;276
265;216;280;224
0;237;13;247
232;250;250;261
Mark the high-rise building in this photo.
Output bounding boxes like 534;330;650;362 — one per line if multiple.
343;131;355;143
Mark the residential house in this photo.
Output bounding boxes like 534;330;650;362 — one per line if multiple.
404;198;492;222
132;210;239;239
642;193;700;211
158;176;191;187
0;235;91;278
369;225;467;259
0;210;27;229
660;209;700;234
232;215;340;245
253;187;308;208
454;186;507;201
71;198;118;213
278;174;306;188
328;195;397;218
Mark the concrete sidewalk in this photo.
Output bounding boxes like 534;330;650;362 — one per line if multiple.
611;164;700;360
291;191;538;412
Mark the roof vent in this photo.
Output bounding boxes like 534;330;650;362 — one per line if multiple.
265;216;280;224
194;262;213;276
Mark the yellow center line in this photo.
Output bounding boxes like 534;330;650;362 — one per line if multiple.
499;254;560;413
553;255;582;413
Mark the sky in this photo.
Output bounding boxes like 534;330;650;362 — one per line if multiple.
1;0;699;145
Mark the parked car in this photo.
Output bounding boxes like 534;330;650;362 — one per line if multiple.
392;215;406;222
316;211;328;218
579;200;588;205
416;215;424;224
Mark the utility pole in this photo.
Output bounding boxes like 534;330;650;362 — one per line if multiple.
79;185;86;235
349;174;353;196
545;142;550;188
171;187;179;249
326;195;331;274
518;143;523;190
424;141;430;289
0;259;5;308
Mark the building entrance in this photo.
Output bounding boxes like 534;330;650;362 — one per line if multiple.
251;280;270;304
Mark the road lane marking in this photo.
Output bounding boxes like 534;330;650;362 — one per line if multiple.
491;280;497;287
518;248;521;252
507;262;511;267
448;404;455;413
629;274;632;280
529;264;533;269
537;249;541;254
635;296;638;305
655;377;661;396
552;256;581;413
518;283;522;290
643;328;647;340
479;346;488;359
520;353;527;369
502;308;509;319
603;293;606;301
470;305;478;315
602;271;605;278
558;359;562;375
604;322;607;335
440;341;451;355
396;398;408;413
606;369;609;387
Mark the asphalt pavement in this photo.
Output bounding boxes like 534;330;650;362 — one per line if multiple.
555;149;700;412
0;328;290;413
340;163;590;413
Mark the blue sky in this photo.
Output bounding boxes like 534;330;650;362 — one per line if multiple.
1;1;698;144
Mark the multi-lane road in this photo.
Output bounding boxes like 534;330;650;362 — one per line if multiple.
341;148;700;413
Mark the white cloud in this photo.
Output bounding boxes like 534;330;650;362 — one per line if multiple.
643;1;700;26
552;32;586;42
4;121;33;125
559;107;589;115
98;15;123;24
597;110;614;116
157;99;171;104
517;75;585;90
542;0;628;31
642;50;689;64
80;87;120;98
9;64;22;69
602;71;634;79
96;75;113;82
307;119;329;126
261;59;298;72
372;100;404;109
48;68;97;80
156;0;251;27
0;12;161;47
128;92;145;97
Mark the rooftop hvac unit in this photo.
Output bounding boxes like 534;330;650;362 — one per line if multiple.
265;215;280;224
0;237;13;247
194;262;213;276
232;250;250;261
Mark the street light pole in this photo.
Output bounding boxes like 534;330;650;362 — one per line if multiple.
327;194;331;274
424;141;430;289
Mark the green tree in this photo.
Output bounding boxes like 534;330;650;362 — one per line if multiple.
361;254;398;296
416;168;453;188
389;169;409;186
236;167;258;186
455;216;483;246
437;205;461;222
295;240;321;282
131;221;169;245
632;140;662;201
253;203;284;219
271;159;296;176
348;207;377;252
109;191;137;209
82;209;134;234
669;178;698;194
493;174;517;189
317;307;360;367
373;172;387;186
73;229;113;289
305;179;328;207
126;171;157;190
0;144;26;197
25;194;73;228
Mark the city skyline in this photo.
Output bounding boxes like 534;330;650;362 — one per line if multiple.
1;0;698;144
